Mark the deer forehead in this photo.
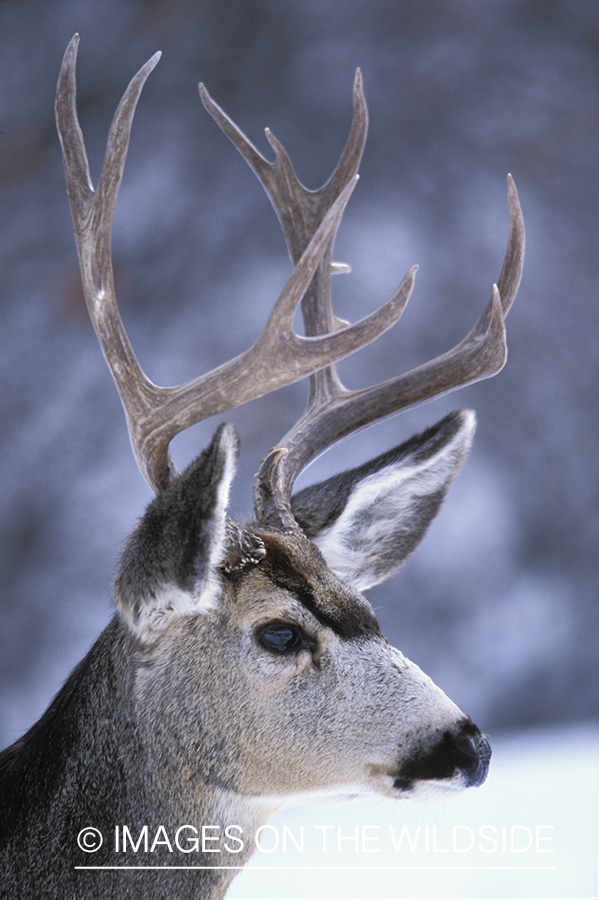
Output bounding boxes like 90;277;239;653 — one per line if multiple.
228;530;382;640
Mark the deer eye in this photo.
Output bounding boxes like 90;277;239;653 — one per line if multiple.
256;622;307;654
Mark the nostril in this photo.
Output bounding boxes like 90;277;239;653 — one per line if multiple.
454;736;478;758
453;734;491;786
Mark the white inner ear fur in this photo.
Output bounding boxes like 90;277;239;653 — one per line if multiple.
124;426;238;643
200;424;238;610
313;413;475;591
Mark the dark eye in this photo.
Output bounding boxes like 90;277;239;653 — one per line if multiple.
256;622;307;654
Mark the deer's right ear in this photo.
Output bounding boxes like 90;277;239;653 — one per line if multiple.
114;424;238;641
291;411;475;592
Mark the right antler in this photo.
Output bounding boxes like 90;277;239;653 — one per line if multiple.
200;75;524;531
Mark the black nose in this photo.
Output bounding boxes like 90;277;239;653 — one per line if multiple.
451;733;491;787
394;722;491;791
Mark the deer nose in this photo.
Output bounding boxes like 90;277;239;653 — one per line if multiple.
451;733;491;787
393;723;491;791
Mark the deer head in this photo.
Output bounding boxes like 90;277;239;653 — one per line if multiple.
2;33;523;897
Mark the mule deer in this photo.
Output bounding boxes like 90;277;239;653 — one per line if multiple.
0;35;524;899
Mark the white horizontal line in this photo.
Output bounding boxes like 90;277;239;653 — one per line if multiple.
75;865;557;871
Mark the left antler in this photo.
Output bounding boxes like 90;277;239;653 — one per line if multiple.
56;36;414;494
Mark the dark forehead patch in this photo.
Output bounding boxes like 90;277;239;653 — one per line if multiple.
254;530;381;640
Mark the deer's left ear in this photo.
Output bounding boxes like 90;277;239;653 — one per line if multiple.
115;424;238;640
291;410;475;591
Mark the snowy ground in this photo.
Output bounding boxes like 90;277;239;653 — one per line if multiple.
227;725;598;900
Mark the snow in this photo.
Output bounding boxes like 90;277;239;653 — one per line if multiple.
227;725;598;900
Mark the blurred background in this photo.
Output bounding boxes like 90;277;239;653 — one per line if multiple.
0;0;597;752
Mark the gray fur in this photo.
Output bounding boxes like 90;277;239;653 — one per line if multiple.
0;413;490;899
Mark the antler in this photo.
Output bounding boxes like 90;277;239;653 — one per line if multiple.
56;36;524;517
200;75;524;530
55;36;414;494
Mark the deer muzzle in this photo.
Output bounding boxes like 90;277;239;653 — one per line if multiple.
393;719;491;792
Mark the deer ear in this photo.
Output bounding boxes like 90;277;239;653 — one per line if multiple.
114;424;238;640
291;410;475;591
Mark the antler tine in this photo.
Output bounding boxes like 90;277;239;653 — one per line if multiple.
56;34;165;481
199;69;367;267
497;174;525;316
57;41;412;494
255;177;525;531
200;72;368;366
